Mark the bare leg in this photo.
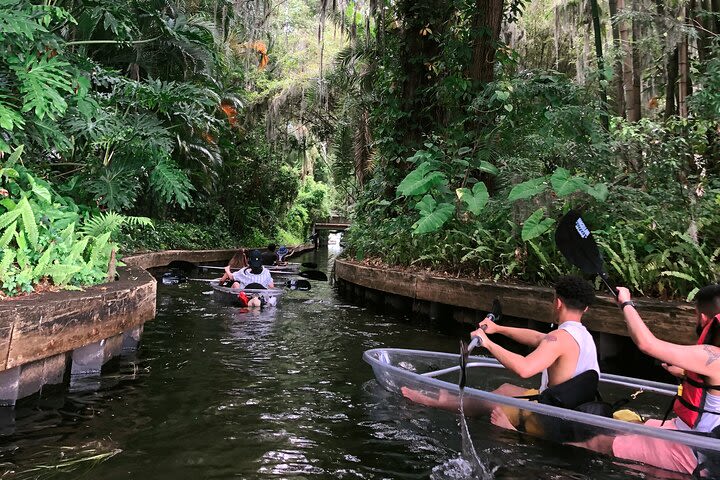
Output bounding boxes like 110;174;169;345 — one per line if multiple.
567;434;615;455
401;382;529;417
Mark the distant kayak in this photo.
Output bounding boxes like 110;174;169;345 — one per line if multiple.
210;281;284;307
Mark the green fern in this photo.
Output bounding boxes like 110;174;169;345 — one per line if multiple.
0;221;16;248
80;212;152;238
9;54;74;120
149;159;195;208
0;249;15;283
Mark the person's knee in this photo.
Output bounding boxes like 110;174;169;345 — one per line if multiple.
248;297;261;307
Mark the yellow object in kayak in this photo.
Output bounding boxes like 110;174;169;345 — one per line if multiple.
613;409;643;423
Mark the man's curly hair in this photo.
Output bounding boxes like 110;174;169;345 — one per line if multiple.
555;275;596;311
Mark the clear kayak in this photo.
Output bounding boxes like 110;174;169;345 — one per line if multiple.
363;348;720;456
210;281;285;306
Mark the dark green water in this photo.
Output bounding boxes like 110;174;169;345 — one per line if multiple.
0;249;688;479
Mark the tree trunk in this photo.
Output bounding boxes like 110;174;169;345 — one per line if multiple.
618;0;639;121
609;0;626;117
665;46;679;118
468;0;505;82
679;3;689;118
630;0;642;121
590;0;609;129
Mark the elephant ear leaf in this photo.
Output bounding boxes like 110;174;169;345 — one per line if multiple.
550;168;587;197
508;177;547;201
413;202;454;235
521;208;556;241
456;182;489;215
397;162;447;197
412;195;454;234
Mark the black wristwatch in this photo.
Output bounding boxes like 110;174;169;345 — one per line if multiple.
620;301;635;311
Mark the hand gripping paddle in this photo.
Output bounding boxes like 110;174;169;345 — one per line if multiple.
461;299;503;389
555;209;617;298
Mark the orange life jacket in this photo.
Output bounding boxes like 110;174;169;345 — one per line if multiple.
674;314;720;429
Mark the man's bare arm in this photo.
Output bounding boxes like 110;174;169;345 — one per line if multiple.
494;325;549;348
483;331;564;379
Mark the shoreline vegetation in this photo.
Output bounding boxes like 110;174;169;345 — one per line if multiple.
2;0;719;300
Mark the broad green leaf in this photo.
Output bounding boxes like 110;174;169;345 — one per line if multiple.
478;161;499;175
551;168;587;197
508;177;547;202
413;203;455;234
6;145;24;167
456;182;489;215
31;183;52;203
414;194;437;215
521;208;556;241
586;183;609;202
397;162;447;197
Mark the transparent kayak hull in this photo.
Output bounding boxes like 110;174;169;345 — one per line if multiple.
210;281;284;306
363;348;720;455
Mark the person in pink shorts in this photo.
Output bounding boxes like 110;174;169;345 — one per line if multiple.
589;284;720;476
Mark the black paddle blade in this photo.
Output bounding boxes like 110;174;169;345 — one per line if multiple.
285;279;312;291
555;210;606;275
298;270;328;281
459;340;470;389
491;298;502;322
301;262;318;269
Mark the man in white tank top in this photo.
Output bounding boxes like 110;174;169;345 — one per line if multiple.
402;275;599;425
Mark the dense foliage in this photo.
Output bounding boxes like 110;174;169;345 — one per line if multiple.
333;0;719;300
1;0;718;300
0;146;150;296
0;0;334;295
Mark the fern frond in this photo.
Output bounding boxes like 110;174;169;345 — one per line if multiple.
149;159;195;208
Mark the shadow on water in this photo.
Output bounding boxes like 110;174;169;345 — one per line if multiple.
0;248;693;479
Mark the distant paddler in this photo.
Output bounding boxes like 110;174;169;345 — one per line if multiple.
217;249;274;308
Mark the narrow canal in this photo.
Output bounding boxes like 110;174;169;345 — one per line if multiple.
1;249;684;479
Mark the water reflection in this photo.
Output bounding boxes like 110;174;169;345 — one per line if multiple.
0;249;692;479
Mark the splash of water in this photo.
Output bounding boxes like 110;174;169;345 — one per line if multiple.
432;341;494;480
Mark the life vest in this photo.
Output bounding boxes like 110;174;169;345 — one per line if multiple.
673;314;720;429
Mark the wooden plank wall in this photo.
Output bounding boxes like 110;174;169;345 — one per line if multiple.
335;260;698;344
124;244;316;270
0;266;156;372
